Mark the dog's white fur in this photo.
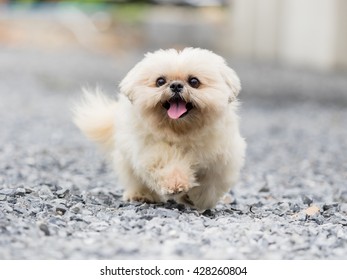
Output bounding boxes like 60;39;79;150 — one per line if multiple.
73;48;246;210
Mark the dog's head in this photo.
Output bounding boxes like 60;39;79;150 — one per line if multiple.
119;48;241;134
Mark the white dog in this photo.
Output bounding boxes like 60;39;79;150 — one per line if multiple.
73;48;246;210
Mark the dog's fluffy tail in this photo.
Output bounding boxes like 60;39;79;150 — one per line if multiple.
72;88;118;152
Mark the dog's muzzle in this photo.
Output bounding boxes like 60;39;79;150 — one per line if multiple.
162;83;193;119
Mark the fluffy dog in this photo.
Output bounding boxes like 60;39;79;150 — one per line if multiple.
73;48;246;210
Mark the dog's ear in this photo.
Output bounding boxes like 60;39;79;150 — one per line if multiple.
220;64;241;103
119;73;135;103
119;53;152;103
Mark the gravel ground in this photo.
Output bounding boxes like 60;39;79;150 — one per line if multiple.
0;47;346;259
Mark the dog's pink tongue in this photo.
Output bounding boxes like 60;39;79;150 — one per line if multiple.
167;100;187;119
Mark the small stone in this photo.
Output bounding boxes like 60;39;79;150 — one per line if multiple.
289;203;301;213
44;203;54;210
322;203;339;211
292;211;307;221
273;202;290;216
305;205;320;216
302;195;313;206
312;215;324;225
3;204;13;212
13;206;27;215
15;187;26;196
109;192;122;200
322;203;339;217
140;215;154;221
52;198;68;205
49;217;66;227
39;223;50;236
155;209;180;218
252;201;264;207
43;184;59;192
0;194;6;201
69;215;85;223
25;188;33;194
38;185;54;199
81;209;93;215
89;221;109;232
0;188;15;196
71;194;84;203
202;209;214;217
70;206;80;214
259;185;270;192
56;189;69;198
30;207;41;215
56;204;67;215
6;197;17;204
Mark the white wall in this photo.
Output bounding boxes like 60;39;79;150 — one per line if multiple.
228;0;347;70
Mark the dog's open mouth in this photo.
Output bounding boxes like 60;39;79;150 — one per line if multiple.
162;96;193;119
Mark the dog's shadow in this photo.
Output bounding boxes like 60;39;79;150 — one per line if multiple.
119;197;247;219
79;188;256;220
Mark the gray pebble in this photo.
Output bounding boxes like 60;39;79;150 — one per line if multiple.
13;206;27;215
30;207;42;215
69;214;86;223
44;203;54;210
70;205;81;214
273;202;290;216
15;187;26;196
70;194;84;203
49;217;66;227
289;203;301;213
25;188;33;194
312;215;325;225
0;194;6;201
153;208;180;219
0;188;15;196
39;223;50;236
81;209;93;216
202;209;214;217
302;195;313;206
322;203;339;212
57;189;69;198
56;204;67;215
259;186;270;192
6;197;16;204
89;221;109;232
38;185;54;199
3;204;13;213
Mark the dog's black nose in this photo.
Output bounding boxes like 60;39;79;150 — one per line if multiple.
170;82;183;93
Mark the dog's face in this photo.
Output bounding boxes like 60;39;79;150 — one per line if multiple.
120;48;241;134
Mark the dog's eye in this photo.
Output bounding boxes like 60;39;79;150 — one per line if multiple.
156;77;166;87
188;77;200;88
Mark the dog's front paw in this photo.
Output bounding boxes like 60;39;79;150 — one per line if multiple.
161;168;192;195
123;190;160;204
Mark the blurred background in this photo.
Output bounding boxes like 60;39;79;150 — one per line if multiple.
1;0;346;71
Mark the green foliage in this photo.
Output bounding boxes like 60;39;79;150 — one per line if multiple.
110;3;149;23
10;1;151;24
